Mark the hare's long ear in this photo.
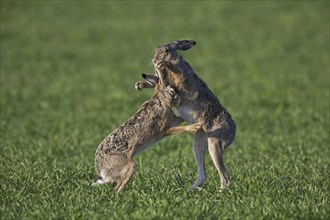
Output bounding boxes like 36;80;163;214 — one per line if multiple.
142;74;159;86
174;40;196;51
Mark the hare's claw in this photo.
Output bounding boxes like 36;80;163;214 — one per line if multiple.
154;60;166;70
135;79;156;90
135;81;143;90
220;180;231;191
189;122;203;132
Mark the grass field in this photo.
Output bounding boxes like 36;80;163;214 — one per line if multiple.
1;1;329;219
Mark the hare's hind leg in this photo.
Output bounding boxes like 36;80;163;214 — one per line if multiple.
115;161;136;193
191;130;208;190
207;136;230;190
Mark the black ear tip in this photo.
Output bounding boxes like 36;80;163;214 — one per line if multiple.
142;73;147;78
187;40;196;46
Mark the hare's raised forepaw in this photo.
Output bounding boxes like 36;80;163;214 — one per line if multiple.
154;60;166;70
190;122;203;132
135;81;144;90
154;60;176;74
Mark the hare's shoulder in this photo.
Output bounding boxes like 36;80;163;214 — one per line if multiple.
129;99;170;127
137;98;165;110
122;98;167;131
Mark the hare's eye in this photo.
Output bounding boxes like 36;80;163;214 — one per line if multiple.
164;49;168;54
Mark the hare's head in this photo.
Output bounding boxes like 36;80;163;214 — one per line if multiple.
152;40;196;65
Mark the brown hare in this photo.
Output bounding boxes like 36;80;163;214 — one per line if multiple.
135;40;236;190
93;74;201;193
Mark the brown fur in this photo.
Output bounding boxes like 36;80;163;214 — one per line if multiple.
136;40;236;190
93;75;201;193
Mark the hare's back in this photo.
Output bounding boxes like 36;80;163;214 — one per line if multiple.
96;99;169;153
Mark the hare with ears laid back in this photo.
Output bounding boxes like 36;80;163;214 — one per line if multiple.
93;74;201;193
135;40;236;190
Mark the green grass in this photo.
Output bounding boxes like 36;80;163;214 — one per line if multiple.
1;1;329;219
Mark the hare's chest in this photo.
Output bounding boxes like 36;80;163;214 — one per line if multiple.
177;105;196;124
166;71;182;87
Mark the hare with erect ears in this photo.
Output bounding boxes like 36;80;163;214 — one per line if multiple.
93;73;201;193
136;40;236;191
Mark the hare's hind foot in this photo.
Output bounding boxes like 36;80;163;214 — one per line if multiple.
220;180;231;191
92;177;113;186
114;163;136;193
191;174;207;190
188;185;204;193
91;169;116;187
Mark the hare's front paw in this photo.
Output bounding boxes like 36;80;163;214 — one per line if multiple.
190;122;203;132
154;60;166;70
135;81;144;90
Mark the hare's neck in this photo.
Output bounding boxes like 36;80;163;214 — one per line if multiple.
156;91;172;108
175;57;194;74
151;84;161;99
